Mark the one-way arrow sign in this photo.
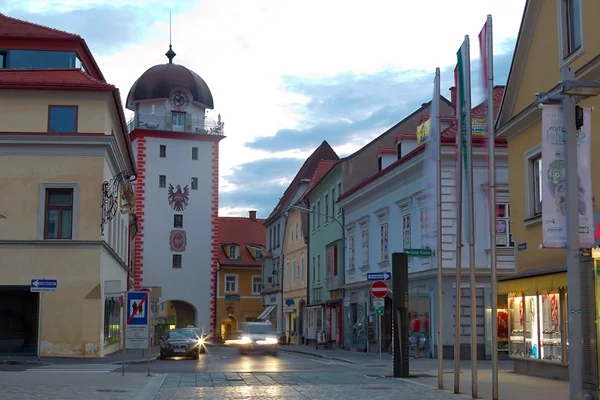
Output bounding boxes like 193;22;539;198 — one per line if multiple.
367;272;391;281
30;279;58;292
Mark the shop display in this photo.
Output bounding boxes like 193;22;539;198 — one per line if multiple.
539;290;562;362
508;292;527;357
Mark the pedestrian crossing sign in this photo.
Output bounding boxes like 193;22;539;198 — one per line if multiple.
126;291;149;326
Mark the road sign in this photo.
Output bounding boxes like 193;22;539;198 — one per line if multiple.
126;291;149;326
405;248;432;257
126;326;149;349
30;279;57;292
373;298;385;308
367;272;391;281
371;281;388;298
376;307;384;316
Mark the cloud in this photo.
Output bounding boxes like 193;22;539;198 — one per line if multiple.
245;39;516;153
219;157;305;218
2;1;196;55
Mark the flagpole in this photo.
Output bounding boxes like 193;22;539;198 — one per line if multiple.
453;62;463;395
484;14;499;400
434;67;444;391
463;34;478;399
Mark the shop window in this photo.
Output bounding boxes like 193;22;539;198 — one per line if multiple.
103;296;120;344
539;289;562;362
495;203;514;247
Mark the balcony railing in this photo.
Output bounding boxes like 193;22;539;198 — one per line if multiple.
127;113;224;136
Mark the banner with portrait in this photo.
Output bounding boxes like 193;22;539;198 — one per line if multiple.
541;105;594;248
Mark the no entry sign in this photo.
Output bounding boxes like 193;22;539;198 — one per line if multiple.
371;281;388;298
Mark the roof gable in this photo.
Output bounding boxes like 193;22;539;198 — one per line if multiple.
218;216;266;266
299;159;338;202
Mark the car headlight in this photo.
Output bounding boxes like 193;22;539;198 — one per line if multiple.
265;337;277;344
198;338;205;345
240;336;251;344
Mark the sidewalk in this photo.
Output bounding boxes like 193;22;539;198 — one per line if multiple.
0;370;166;399
0;345;161;366
280;345;569;400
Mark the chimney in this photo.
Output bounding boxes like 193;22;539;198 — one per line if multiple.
249;210;257;221
449;86;457;116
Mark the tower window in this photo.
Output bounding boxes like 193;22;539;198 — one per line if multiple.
174;214;183;228
191;177;198;190
192;147;198;160
160;145;166;158
159;175;166;188
172;254;182;268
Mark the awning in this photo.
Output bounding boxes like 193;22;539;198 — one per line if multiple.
498;272;568;293
257;305;276;320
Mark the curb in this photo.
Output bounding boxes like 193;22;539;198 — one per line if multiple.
280;348;326;359
0;360;44;366
111;355;159;365
331;357;358;364
136;373;167;400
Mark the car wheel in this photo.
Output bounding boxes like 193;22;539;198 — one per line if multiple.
159;353;165;360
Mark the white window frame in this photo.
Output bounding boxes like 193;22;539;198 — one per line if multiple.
225;274;238;293
301;252;305;286
380;223;388;262
496;203;514;248
420;208;429;249
285;261;290;289
524;144;542;225
229;244;238;259
337;182;342;215
361;230;369;267
312;206;316;232
316;201;321;229
348;236;355;269
312;256;316;282
402;213;411;251
252;275;262;295
324;193;329;223
291;258;296;288
38;183;80;240
331;187;336;217
557;0;584;68
317;254;321;282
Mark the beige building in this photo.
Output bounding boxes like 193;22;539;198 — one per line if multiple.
0;14;136;357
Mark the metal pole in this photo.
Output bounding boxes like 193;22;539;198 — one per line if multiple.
486;14;499;400
379;313;382;360
122;293;126;376
37;292;44;362
434;67;444;390
463;35;478;399
562;67;583;400
147;297;152;376
454;58;464;396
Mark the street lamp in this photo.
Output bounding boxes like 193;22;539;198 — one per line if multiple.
535;70;600;400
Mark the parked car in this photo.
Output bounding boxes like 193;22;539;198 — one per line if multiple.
159;329;204;360
236;321;278;356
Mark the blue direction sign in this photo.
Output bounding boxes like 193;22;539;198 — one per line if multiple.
367;272;391;281
126;291;149;326
30;279;57;292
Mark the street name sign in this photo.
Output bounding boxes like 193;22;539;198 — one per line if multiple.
125;291;149;349
367;272;391;281
405;248;433;257
30;279;57;293
371;281;388;298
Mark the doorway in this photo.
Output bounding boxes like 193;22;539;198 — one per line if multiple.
0;286;38;355
171;112;185;132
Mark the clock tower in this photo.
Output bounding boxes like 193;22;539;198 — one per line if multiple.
126;44;225;338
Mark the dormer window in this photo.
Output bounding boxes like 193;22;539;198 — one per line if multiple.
229;244;238;259
255;248;263;260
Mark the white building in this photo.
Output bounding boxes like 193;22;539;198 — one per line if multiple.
127;46;225;335
337;87;515;358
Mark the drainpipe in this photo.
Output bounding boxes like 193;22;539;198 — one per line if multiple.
280;212;288;337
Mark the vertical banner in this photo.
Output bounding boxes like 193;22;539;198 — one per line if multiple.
422;74;440;253
541;105;594;248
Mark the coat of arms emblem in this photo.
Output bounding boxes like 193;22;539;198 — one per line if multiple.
168;184;190;211
169;230;187;252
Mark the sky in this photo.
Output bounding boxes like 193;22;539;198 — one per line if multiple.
3;0;526;218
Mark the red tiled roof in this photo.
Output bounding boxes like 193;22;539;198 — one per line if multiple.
338;86;507;202
218;216;266;266
266;140;339;221
0;13;80;39
0;69;136;173
297;159;337;202
395;132;417;145
0;69;114;90
377;147;396;156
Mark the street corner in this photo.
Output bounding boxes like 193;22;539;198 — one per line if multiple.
112;355;160;365
135;373;167;400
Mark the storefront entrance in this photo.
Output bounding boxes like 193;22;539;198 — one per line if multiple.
0;286;39;355
408;285;431;358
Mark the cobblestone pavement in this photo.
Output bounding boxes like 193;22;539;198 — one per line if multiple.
155;372;466;399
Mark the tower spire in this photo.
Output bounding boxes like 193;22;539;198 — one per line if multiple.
165;9;176;64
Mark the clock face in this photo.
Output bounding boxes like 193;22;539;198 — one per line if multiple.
170;90;189;110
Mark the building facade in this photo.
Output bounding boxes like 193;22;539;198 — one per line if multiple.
304;161;344;347
216;212;265;341
260;141;339;334
126;46;225;336
496;0;600;386
338;88;513;357
0;14;136;357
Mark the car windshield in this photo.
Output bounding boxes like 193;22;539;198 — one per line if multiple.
168;330;196;339
244;324;273;334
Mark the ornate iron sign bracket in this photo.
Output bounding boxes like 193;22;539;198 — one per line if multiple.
101;170;134;235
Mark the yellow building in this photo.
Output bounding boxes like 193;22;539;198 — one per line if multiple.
281;206;308;343
216;212;266;341
153;301;177;341
496;0;600;382
0;14;136;357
